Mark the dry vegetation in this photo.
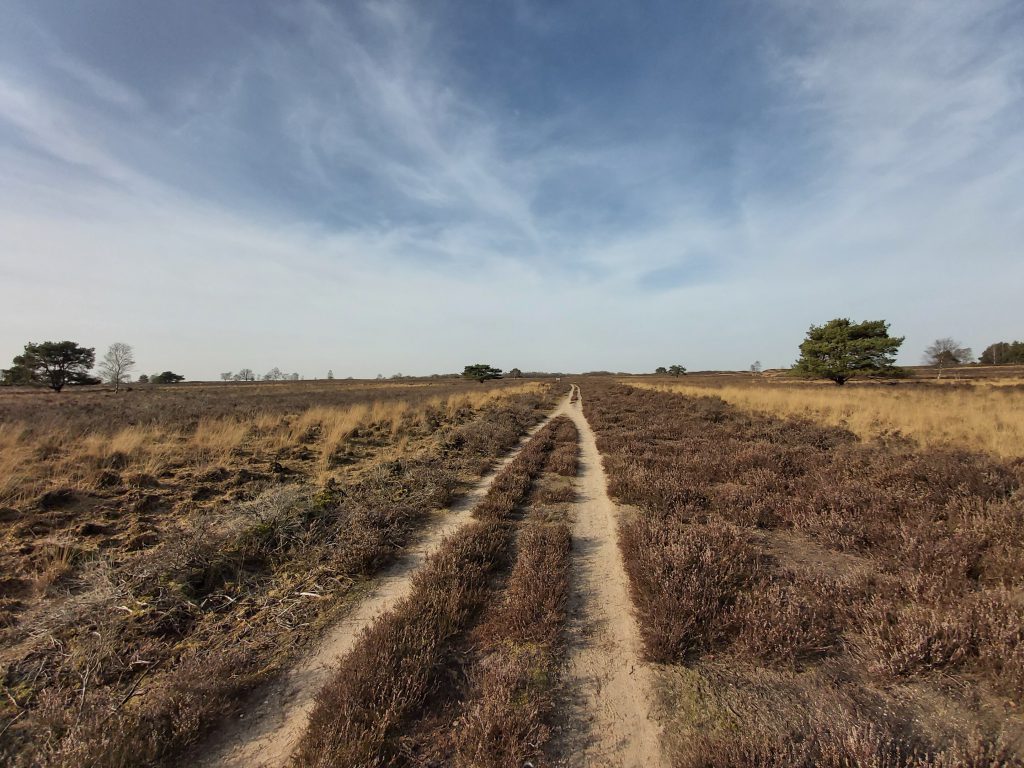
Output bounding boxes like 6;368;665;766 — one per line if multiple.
631;374;1024;458
0;378;557;767
8;371;1020;766
294;415;578;768
585;381;1024;765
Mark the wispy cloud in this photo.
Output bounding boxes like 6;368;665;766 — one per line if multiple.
0;0;1021;376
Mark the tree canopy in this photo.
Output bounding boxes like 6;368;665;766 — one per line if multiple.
98;342;135;391
152;371;185;384
979;341;1024;365
923;338;972;369
3;341;97;391
462;364;502;383
668;364;687;376
792;319;904;385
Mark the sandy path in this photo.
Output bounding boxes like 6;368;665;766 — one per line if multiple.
194;393;573;768
555;384;668;767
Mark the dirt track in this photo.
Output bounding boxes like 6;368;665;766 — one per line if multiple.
554;385;668;767
196;385;665;766
194;392;575;768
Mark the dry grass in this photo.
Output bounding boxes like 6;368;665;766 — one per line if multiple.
629;379;1024;458
443;520;572;768
0;379;559;767
292;417;566;767
419;417;579;768
0;381;551;506
585;381;1024;763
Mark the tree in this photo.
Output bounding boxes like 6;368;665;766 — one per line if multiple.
6;341;96;392
462;363;502;383
508;368;522;379
923;338;972;378
235;368;255;382
98;342;135;391
792;318;904;385
220;372;233;381
326;369;334;380
137;374;150;384
979;341;1024;365
750;361;762;374
1;362;35;386
668;365;687;377
655;366;667;375
152;371;185;384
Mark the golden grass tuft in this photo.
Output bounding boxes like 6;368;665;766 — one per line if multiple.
628;380;1024;458
0;381;553;503
192;418;249;465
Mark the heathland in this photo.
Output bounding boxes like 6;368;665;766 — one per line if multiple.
0;378;559;765
1;373;1022;766
634;366;1024;458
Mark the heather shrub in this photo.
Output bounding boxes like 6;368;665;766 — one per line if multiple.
729;573;845;665
619;517;761;662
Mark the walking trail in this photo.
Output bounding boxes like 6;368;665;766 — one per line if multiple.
555;384;668;767
194;392;574;768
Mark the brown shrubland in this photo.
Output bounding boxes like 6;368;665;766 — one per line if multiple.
442;418;577;768
292;416;577;767
0;379;557;767
631;376;1024;458
585;381;1024;763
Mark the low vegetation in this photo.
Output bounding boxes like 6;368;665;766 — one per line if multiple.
6;370;1021;765
629;378;1024;458
0;379;556;767
293;415;578;767
585;381;1023;764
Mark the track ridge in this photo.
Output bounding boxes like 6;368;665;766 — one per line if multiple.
553;384;668;767
193;392;575;768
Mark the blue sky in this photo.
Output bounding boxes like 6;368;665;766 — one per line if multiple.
1;0;1022;378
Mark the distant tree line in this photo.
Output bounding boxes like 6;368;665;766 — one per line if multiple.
790;320;1022;384
979;341;1024;365
1;340;186;391
654;365;687;376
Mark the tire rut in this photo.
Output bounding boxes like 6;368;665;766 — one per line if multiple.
553;384;668;767
192;393;575;768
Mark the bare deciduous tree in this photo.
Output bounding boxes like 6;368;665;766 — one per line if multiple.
98;343;135;392
923;338;973;378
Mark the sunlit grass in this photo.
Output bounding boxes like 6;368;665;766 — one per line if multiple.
628;379;1024;458
0;381;551;502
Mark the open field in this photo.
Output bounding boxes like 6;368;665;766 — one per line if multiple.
586;381;1024;765
0;378;558;766
2;376;1022;766
630;370;1024;458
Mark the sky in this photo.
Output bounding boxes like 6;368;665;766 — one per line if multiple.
1;0;1022;379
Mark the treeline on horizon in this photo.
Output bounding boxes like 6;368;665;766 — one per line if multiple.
3;328;1023;392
